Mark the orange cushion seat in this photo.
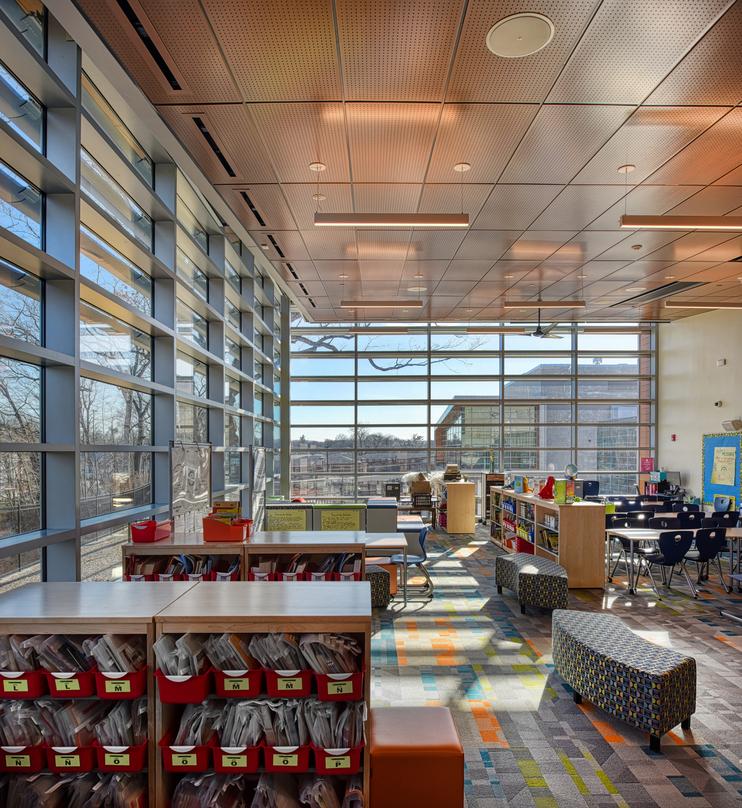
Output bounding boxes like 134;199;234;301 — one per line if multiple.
368;707;464;808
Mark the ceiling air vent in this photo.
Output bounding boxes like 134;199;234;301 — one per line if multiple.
731;255;742;262
115;0;182;90
266;234;284;258
611;281;704;307
192;117;236;177
285;263;300;280
240;191;265;226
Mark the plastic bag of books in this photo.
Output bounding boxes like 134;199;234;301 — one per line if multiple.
251;774;301;808
172;773;248;808
83;636;145;673
298;635;362;674
94;698;147;747
247;634;307;671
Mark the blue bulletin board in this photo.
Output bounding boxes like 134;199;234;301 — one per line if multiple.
702;433;742;510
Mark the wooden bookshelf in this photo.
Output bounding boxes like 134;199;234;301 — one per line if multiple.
489;487;605;588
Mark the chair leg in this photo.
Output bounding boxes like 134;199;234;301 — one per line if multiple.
572;691;582;704
667;565;674;587
644;563;662;600
496;584;503;594
419;564;434;596
649;734;661;753
715;556;731;593
681;716;691;730
610;545;626;579
681;562;698;598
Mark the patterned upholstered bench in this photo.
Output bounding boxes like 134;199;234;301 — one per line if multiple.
367;564;392;608
495;553;568;614
552;609;696;752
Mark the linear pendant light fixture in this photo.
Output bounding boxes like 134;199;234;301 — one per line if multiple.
340;299;424;309
466;326;529;334
502;300;586;309
664;300;742;310
620;214;742;231
315;212;469;228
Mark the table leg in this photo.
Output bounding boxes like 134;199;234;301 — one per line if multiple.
403;546;408;605
629;541;636;595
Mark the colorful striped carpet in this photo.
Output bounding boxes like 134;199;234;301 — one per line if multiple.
371;530;742;807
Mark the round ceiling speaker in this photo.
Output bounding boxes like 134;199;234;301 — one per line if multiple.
486;13;555;58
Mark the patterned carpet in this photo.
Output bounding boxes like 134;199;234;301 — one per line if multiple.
370;529;742;807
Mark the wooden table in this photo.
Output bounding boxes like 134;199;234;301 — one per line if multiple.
398;498;438;529
606;527;742;594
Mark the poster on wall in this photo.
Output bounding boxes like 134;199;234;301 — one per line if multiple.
702;432;742;509
170;442;211;518
711;446;737;486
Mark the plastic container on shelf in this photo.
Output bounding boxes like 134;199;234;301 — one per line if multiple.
44;669;96;698
515;537;534;554
335;571;361;582
95;741;148;773
261;743;311;774
0;670;46;699
129;519;172;543
247;570;276;582
312;742;364;776
213;668;263;698
155;668;212;703
95;667;147;700
212;744;261;774
0;744;46;773
209;569;241;582
277;571;304;582
202;517;252;542
307;571;331;582
159;733;212;773
314;671;364;702
263;669;313;698
46;744;96;773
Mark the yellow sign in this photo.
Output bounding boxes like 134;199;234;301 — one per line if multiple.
324;755;351;769
272;753;298;767
276;676;302;691
711;446;737;487
171;753;197;767
326;680;354;696
3;679;28;693
54;754;80;768
5;754;30;768
54;678;80;692
320;509;361;530
104;679;131;694
266;509;308;530
223;676;250;691
221;754;246;768
104;752;130;767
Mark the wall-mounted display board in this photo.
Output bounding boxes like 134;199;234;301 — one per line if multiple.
265;503;312;531
313;504;366;531
170;442;211;519
702;432;742;510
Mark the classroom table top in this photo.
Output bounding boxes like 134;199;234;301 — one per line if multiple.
606;526;742;542
251;530;403;546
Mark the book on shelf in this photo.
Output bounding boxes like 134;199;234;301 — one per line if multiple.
538;528;559;553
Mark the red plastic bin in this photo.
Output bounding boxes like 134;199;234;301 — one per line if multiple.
155;668;212;704
129;519;172;543
515;537;535;554
264;669;313;698
248;570;276;582
214;668;263;698
213;744;261;774
159;733;212;773
0;744;46;773
203;517;251;543
0;670;46;699
124;574;154;582
47;745;96;773
277;571;304;582
306;571;332;582
262;743;311;774
335;571;362;582
209;568;241;582
314;671;364;702
95;667;147;700
313;743;364;776
44;669;96;698
95;741;148;773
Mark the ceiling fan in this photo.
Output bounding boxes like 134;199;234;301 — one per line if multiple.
529;308;563;339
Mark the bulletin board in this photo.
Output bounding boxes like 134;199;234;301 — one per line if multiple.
702;432;742;510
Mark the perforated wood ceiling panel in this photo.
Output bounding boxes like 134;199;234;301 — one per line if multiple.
78;0;742;320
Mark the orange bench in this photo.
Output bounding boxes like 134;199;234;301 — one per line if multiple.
369;706;464;808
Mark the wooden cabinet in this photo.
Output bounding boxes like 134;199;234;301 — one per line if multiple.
444;481;476;534
489;487;605;588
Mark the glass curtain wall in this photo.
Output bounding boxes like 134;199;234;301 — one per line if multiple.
290;320;655;498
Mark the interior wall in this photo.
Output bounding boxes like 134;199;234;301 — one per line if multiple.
657;309;742;496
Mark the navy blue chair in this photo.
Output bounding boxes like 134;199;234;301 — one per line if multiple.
676;511;704;529
607;513;653;579
641;531;696;598
710;511;739;527
686;528;729;591
615;499;641;513
671;502;699;513
648;517;674;529
391;526;432;597
625;511;653;527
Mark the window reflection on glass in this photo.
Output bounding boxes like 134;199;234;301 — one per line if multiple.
0;258;41;343
0;547;41;593
224;413;240;447
80;301;152;378
176;401;208;443
81;525;128;581
224;450;241;485
80;226;152;313
0;160;42;247
254;391;263;416
225;299;241;332
226;261;241;295
176;299;208;351
176;351;208;398
224;335;240;369
0;357;40;442
0;62;43;150
176;248;208;302
79;377;151;445
176;195;208;253
0;451;41;539
0;0;45;55
254;420;263;445
224;375;240;409
80;451;151;519
80;149;152;248
81;73;153;186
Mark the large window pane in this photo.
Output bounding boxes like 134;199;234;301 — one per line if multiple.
358;404;426;424
0;61;43;150
224;335;241;369
504;379;572;399
431;355;499;375
0;357;40;441
0;160;42;247
431;333;500;352
177;196;208;253
357;356;426;376
225;451;242;485
79;377;151;445
431;380;499;399
0;548;41;593
358;426;427;449
81;150;152;248
80;451;151;519
578;332;640;351
504;356;571;375
292;380;354;401
357;333;427;353
292;405;354;426
577;379;640;399
0;0;44;54
176;248;208;302
0;452;41;538
80;302;152;378
176;299;208;350
226;261;241;294
290;426;354;447
176;351;208;398
80;226;152;313
225;413;240;446
578;403;639;423
81;525;128;581
225;375;240;409
81;74;153;185
176;401;208;443
0;259;42;343
358;381;427;400
291;333;354;353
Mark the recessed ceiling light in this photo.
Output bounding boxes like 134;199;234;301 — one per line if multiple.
413;273;424;279
453;162;471;173
576;274;586;278
626;287;646;292
664;275;676;279
308;162;326;172
260;243;269;250
631;244;643;250
617;164;636;174
407;286;427;292
312;193;326;202
486;13;554;58
504;274;514;279
338;274;349;280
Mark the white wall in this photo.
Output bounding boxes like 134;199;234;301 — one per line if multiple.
657;309;742;496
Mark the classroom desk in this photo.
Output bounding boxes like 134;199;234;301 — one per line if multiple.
398;498;438;529
606;527;742;594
